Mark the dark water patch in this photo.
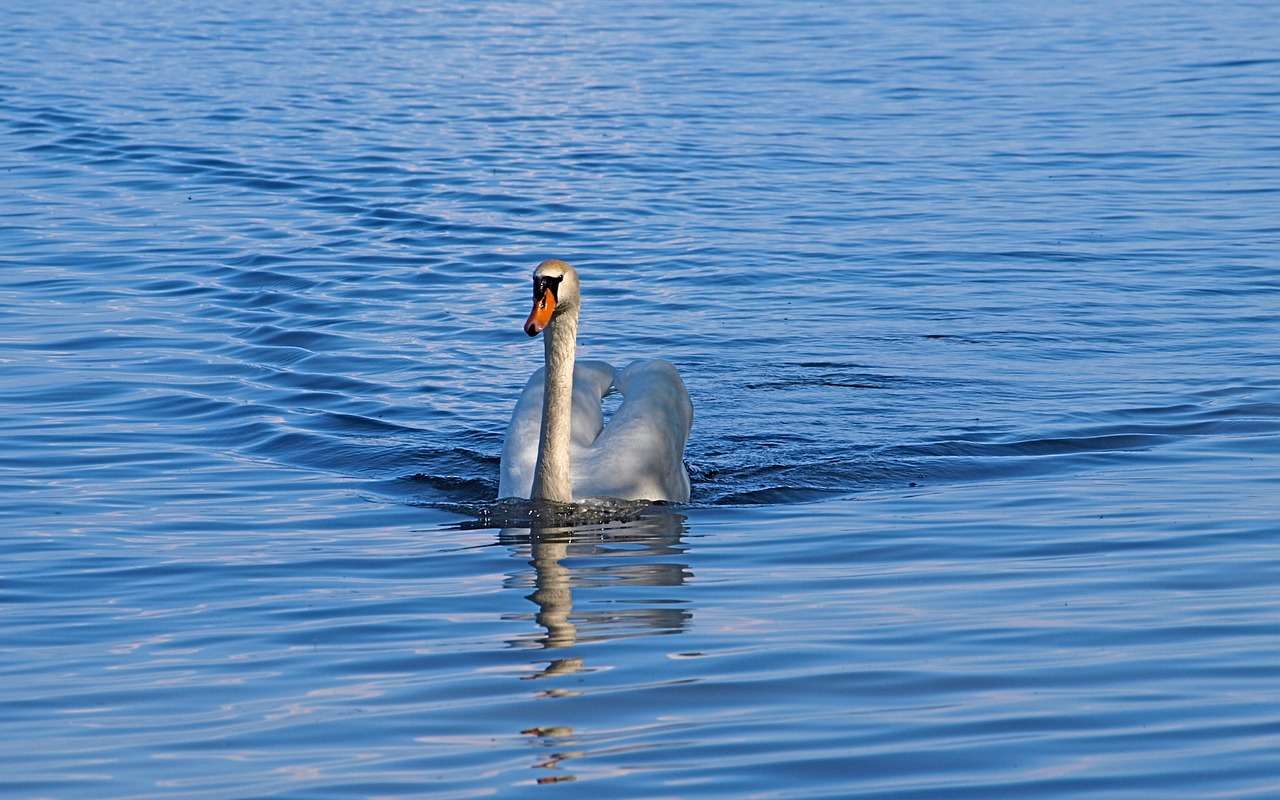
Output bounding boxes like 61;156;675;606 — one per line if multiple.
253;365;387;400
1186;58;1280;70
123;393;251;425
133;277;208;296
235;324;353;351
355;206;448;231
235;175;309;192
905;433;1178;459
442;497;687;532
398;472;498;505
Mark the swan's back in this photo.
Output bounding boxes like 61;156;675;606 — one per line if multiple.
575;359;693;502
498;358;692;502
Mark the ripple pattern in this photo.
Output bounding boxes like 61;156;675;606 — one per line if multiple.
2;0;1279;798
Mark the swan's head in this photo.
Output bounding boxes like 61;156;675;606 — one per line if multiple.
524;259;580;337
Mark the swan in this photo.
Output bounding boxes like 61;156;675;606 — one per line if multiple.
498;260;693;504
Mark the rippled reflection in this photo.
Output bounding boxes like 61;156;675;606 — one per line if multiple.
497;512;690;782
500;512;690;650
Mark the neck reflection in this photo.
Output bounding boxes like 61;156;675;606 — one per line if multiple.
500;511;692;653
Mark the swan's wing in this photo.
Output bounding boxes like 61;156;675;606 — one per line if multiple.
498;369;544;499
498;360;616;499
574;359;693;502
568;360;615;448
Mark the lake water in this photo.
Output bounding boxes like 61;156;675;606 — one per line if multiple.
3;1;1279;797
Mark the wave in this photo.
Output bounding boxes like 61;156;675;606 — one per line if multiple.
385;386;1280;515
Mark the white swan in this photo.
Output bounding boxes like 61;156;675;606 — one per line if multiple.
498;260;693;503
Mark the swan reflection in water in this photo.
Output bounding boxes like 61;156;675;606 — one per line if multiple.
495;509;691;783
499;509;691;654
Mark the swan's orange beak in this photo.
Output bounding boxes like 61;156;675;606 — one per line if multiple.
524;286;556;337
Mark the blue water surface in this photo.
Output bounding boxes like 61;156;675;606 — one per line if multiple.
2;1;1279;797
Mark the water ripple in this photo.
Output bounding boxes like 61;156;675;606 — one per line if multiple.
4;0;1280;797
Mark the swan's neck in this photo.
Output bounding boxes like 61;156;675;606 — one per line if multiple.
531;304;578;503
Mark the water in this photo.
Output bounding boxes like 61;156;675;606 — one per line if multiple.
3;0;1279;797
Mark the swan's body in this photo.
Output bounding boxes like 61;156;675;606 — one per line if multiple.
498;260;693;503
